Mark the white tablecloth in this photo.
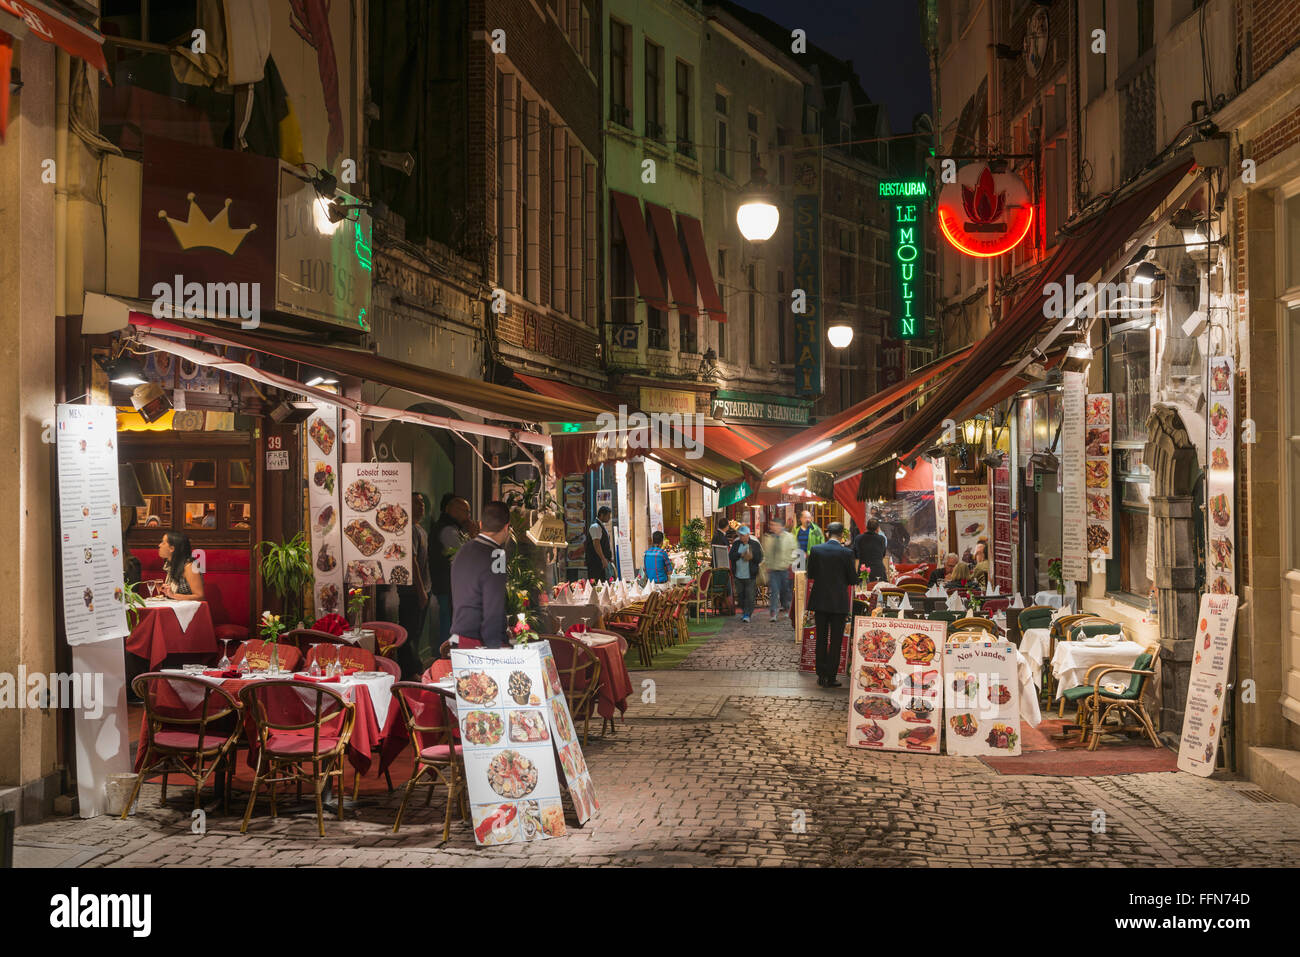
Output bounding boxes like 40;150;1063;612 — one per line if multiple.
1033;592;1065;608
144;598;202;632
159;669;394;726
1015;650;1042;725
1050;641;1145;699
1019;628;1050;687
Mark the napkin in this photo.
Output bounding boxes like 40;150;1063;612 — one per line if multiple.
926;583;943;598
899;594;912;610
946;592;966;612
896;608;906;619
203;669;240;679
1010;592;1024;609
293;674;340;683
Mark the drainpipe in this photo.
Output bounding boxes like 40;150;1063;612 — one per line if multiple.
54;52;70;317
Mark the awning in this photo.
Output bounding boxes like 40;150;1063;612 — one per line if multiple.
678;213;726;322
611;190;669;312
646;202;699;316
511;372;621;412
0;0;108;74
127;313;605;425
744;346;975;478
883;162;1193;463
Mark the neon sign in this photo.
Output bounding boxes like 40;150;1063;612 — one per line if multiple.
936;165;1033;258
880;179;928;340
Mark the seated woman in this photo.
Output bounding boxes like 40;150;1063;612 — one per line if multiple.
945;560;972;585
158;531;205;600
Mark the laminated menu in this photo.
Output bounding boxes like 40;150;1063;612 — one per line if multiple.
1084;393;1113;560
1177;593;1239;777
943;639;1021;756
339;462;412;586
1205;356;1235;596
452;641;597;846
305;404;344;615
1061;371;1087;579
845;617;947;753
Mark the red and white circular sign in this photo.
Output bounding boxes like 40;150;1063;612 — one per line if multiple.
937;165;1034;258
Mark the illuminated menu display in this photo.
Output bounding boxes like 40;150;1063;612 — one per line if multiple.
880;180;928;340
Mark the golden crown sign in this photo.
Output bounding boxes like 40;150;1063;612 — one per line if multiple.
157;193;257;256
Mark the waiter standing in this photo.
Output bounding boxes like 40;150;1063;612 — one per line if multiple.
852;517;890;582
807;522;856;687
585;505;615;579
448;501;512;649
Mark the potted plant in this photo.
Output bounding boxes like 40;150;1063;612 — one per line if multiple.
505;509;544;631
258;532;313;626
679;517;710;578
1047;558;1064;595
258;611;286;672
509;612;540;645
122;580;148;629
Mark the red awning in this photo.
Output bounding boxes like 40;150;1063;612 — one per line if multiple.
0;0;108;74
646;202;699;316
678;213;726;322
744;347;974;477
611;190;669;312
834;478;866;534
698;425;763;463
511;372;621;412
884;163;1191;463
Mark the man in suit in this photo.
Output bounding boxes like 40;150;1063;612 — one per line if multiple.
807;521;856;687
448;500;512;649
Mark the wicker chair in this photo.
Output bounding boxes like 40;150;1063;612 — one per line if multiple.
605;591;661;667
547;635;602;745
1059;649;1160;750
389;682;466;842
950;616;999;636
1043;613;1099;703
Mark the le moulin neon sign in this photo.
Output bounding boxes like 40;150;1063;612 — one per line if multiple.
937;165;1033;258
879;179;928;340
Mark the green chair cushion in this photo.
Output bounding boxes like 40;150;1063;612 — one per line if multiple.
1018;608;1054;632
1061;685;1095;701
1071;621;1124;641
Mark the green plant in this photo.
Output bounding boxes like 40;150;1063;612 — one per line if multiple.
259;532;313;624
679;518;710;578
122;580;148;628
505;509;545;629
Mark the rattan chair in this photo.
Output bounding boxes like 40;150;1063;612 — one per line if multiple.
126;673;243;817
239;680;355;837
897;582;930;594
389;682;466;842
606;591;660;667
685;570;712;621
548;635;603;745
950;616;999;636
1059;648;1160;750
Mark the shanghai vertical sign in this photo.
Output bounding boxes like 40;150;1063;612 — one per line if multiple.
792;135;823;397
879;179;928;340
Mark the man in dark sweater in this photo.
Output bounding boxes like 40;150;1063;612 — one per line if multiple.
431;493;472;653
448;500;512;649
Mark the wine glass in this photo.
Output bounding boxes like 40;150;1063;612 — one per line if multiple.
552;612;569;636
579;616;590;636
217;638;233;671
309;644;322;677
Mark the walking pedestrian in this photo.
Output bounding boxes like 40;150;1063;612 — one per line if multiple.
728;525;763;623
762;519;795;622
807;522;856;687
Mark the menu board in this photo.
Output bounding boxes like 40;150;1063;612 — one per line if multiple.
451;642;596;845
1206;356;1235;595
615;524;635;582
56;404;129;646
932;456;949;560
992;466;1012;594
1177;593;1239;776
340;462;412;586
943;639;1021;756
562;474;586;575
644;459;664;534
305;404;344;615
1061;371;1087;579
1084;393;1113;560
792;569;807;641
845;617;946;753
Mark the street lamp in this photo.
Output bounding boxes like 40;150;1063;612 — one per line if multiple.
961;415;988;448
736;164;779;242
827;323;854;349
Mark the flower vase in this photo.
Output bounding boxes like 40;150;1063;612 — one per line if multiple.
269;641;281;674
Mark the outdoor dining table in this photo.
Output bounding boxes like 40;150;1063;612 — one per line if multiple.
562;630;633;722
1049;640;1146;699
541;603;604;632
135;669;395;775
1019;628;1050;687
126;599;218;669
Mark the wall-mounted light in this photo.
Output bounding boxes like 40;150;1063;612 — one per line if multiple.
827;324;854;349
1132;260;1162;286
736;163;780;242
961;415;988;447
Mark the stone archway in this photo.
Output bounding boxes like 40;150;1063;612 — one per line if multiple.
1144;405;1201;736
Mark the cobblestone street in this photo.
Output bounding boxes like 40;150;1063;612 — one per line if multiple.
15;615;1300;867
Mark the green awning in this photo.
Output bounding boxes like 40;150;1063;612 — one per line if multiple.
717;480;751;509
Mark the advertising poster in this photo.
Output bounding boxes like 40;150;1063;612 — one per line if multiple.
451;644;571;845
992;466;1013;594
538;644;599;823
305;404;344;615
943;639;1021;756
615;524;635;582
954;510;985;562
644;458;664;534
56;404;129;646
1084;393;1113;559
846;617;946;753
340;462;412;585
1177;593;1239;776
932;456;949;560
792;569;807;642
562;475;586;575
1206;356;1235;595
1061;371;1088;579
875;491;937;564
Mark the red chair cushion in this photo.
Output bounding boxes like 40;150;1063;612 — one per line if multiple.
419;743;464;760
214;624;249;641
265;732;342;756
152;730;232;751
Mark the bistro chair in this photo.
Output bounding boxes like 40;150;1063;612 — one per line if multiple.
605;591;661;667
947;629;992;644
895;575;930;589
1069;620;1125;642
1044;614;1106;706
361;620;408;659
389;682;466;842
1018;605;1054;634
548;635;603;745
306;643;377;672
686;569;713;621
926;610;963;633
1059;649;1160;751
239;680;355;837
126;673;243;818
232;639;302;673
707;568;734;616
950;616;999;637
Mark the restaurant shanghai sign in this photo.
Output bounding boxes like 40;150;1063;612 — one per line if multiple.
936;165;1033;258
879;179;928;341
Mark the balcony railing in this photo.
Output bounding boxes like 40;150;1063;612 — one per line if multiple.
676;139;696;160
1118;52;1156;182
645;119;666;144
648;325;668;350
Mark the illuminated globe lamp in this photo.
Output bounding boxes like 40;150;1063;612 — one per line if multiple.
827;323;854;349
736;164;780;242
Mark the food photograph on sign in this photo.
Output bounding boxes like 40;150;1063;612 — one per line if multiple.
847;618;945;753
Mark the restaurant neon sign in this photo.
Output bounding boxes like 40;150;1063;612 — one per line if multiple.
880;179;928;340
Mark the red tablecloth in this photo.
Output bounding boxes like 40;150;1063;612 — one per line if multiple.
556;635;632;720
134;674;385;776
126;603;218;669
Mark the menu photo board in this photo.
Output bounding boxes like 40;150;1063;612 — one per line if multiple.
1061;371;1087;580
305;404;344;615
339;462;412;586
56;404;129;646
846;617;946;753
1206;356;1235;595
615;524;635;582
451;642;597;845
954;510;986;562
1177;593;1239;776
562;475;586;574
932;456;949;560
943;639;1021;756
1084;393;1114;560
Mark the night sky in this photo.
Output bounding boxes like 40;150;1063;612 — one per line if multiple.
734;0;933;133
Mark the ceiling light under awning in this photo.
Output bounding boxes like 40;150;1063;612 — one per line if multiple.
766;441;857;488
